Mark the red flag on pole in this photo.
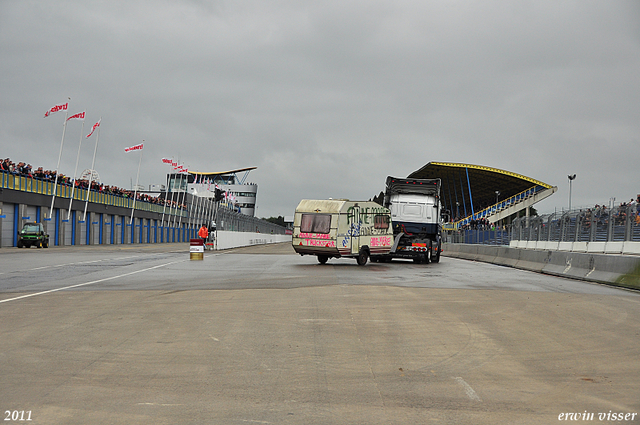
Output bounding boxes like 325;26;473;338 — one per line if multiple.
44;102;68;118
162;158;172;164
125;143;144;153
67;111;85;121
86;119;101;138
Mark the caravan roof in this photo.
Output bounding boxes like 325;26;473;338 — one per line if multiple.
295;199;352;214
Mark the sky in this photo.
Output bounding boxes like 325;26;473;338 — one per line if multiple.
1;0;639;219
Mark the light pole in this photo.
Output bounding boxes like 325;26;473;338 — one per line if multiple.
568;174;576;211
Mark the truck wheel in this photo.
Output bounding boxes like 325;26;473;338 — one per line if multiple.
317;255;329;265
356;248;368;266
17;240;23;248
432;241;441;263
43;240;49;248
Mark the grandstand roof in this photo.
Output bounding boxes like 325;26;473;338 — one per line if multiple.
408;162;554;218
188;166;257;176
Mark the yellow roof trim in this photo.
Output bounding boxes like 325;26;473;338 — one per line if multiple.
430;162;552;189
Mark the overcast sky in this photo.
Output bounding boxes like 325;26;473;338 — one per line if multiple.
1;0;639;218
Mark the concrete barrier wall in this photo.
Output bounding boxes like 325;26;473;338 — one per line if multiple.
443;243;640;291
509;240;640;255
215;231;291;250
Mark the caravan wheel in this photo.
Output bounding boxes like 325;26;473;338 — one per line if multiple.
356;248;368;266
317;255;329;265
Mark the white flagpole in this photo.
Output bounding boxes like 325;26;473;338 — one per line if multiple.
188;174;197;235
176;171;186;238
171;169;185;229
82;118;101;222
173;170;189;240
169;163;180;229
194;180;203;228
194;174;204;228
177;173;187;230
130;142;144;224
160;161;171;227
67;118;85;220
48;97;71;217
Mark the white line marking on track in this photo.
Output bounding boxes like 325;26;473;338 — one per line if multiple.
0;257;188;304
136;402;184;406
453;376;482;402
4;254;148;274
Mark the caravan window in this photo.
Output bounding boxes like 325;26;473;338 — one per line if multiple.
300;214;331;234
374;214;389;229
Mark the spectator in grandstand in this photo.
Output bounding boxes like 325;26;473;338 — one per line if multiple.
1;158;14;173
1;154;189;210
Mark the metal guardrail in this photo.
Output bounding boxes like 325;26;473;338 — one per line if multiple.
511;204;640;243
445;203;640;245
445;228;511;245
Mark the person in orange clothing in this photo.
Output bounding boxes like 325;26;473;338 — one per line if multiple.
198;224;209;244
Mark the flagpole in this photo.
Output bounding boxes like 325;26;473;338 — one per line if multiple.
171;169;184;229
160;161;171;227
48;97;71;218
177;173;187;230
188;174;197;235
176;170;186;238
130;142;144;225
82;118;101;222
67;117;85;220
169;162;180;229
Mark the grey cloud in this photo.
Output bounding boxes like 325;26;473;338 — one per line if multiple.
1;0;639;217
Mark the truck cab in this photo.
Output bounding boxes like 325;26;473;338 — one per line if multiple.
387;192;440;236
376;176;443;264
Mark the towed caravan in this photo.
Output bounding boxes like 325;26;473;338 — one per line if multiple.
292;199;394;265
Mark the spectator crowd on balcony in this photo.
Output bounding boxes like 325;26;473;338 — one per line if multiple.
1;156;186;209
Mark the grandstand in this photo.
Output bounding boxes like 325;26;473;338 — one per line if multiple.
408;162;557;229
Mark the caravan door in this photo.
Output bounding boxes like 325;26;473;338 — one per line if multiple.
349;206;361;256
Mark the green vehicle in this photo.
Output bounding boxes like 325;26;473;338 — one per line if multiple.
17;222;49;248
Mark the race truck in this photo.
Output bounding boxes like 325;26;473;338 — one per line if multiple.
371;176;442;264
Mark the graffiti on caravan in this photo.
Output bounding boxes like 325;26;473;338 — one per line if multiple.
346;205;388;225
299;233;331;240
370;236;392;247
300;238;336;247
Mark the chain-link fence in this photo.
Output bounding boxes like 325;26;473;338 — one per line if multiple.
215;206;287;235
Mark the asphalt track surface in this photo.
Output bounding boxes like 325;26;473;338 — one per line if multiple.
0;243;638;424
